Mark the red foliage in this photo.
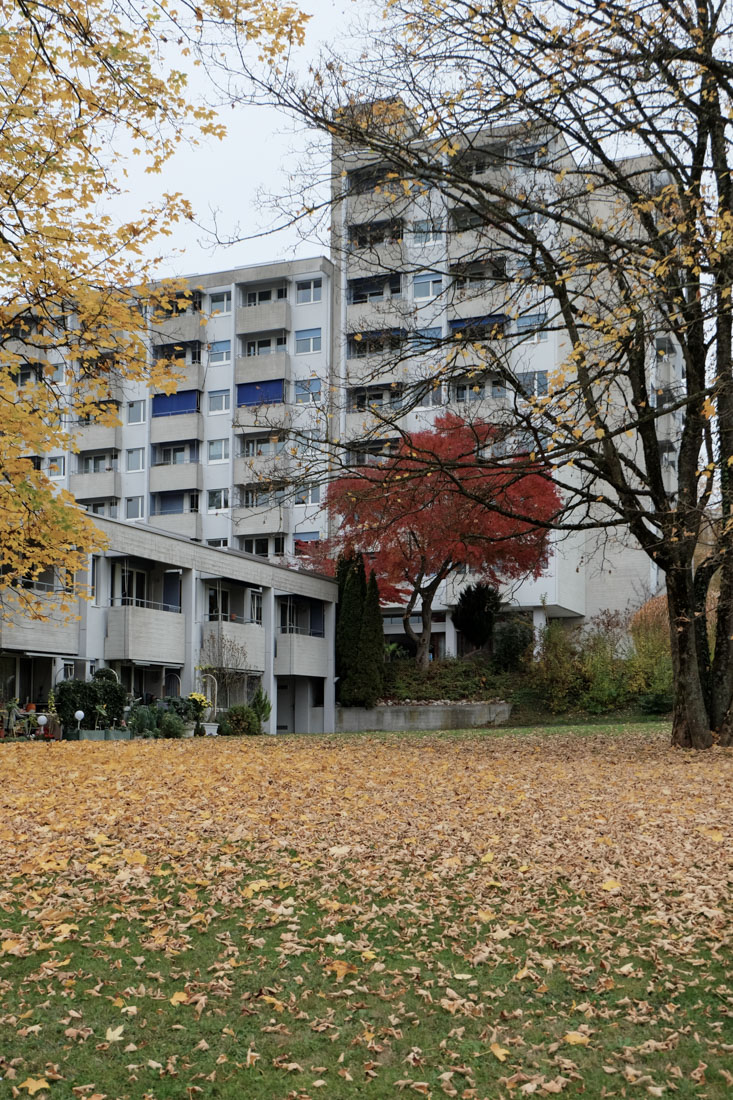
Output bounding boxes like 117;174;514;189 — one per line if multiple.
302;415;560;604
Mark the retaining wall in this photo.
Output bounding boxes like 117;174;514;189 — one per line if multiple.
335;701;512;733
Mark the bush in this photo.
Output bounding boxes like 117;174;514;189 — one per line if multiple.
160;695;195;722
531;622;585;713
127;704;159;737
158;712;185;739
92;669;127;727
382;657;504;702
249;687;272;726
55;679;100;731
492;618;534;672
222;704;261;736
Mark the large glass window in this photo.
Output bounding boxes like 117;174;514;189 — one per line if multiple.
208;439;230;463
209;291;231;314
126;447;145;472
295;328;322;354
296;278;322;303
208;389;230;414
127;400;146;424
209;340;231;363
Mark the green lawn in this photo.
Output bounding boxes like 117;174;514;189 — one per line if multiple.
0;723;730;1098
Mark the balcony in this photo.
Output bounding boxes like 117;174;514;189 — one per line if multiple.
274;631;329;677
234;403;291;432
104;603;186;664
235;352;290;385
150;411;203;444
149;462;203;494
152;361;205;392
235;299;290;335
147;511;203;540
233;453;291;485
346;241;406;280
232;504;293;537
0;593;80;655
202;619;266;672
69;469;121;501
346;299;406;333
151;311;205;344
73;422;123;452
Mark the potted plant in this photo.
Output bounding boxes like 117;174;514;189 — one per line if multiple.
188;692;213;736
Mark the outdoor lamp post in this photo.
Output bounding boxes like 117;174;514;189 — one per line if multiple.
74;709;84;734
37;714;48;741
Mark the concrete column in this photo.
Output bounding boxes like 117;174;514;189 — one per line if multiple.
444;612;458;658
323;599;336;734
532;607;547;655
262;587;277;734
180;567;197;695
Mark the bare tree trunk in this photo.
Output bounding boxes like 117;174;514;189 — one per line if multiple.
667;567;714;749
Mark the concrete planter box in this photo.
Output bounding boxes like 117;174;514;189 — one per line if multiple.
336;701;512;733
78;729;131;741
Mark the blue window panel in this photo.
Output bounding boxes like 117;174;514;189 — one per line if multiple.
237;379;285;406
152;390;198;417
153;491;185;515
449;314;506;333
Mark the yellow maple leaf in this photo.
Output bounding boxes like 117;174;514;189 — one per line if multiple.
105;1024;124;1041
490;1042;510;1061
562;1031;590;1046
170;991;188;1005
325;959;358;981
601;879;622;891
122;849;147;866
480;851;494;863
20;1079;50;1096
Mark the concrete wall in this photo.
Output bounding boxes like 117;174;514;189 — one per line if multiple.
336;701;512;732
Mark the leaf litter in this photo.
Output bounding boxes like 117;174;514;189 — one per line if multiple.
0;724;729;1098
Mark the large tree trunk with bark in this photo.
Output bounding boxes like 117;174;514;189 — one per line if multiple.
666;567;714;749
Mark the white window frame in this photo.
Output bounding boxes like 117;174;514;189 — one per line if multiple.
209;339;231;364
126;447;145;472
413;273;443;299
127;400;146;424
413;219;442;244
295;328;322;354
294;378;322;404
209;291;232;315
208;438;230;464
296;278;322;304
208;389;230;414
208;488;230;512
126;496;144;520
47;455;65;478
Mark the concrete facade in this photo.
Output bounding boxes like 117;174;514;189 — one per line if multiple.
0;518;337;734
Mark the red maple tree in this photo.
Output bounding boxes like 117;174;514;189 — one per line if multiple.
299;415;561;666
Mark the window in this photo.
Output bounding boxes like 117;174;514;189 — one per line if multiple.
273;535;285;555
245;285;287;306
246;334;286;356
413;326;442;350
243;538;269;557
209;340;231;363
348;274;401;304
452;377;486;403
251;590;263;624
294;484;321;505
416;381;443;407
294;531;320;553
347;329;407;358
207;537;229;548
297;278;322;304
413;273;443;299
208;488;229;512
208;438;230;463
348;219;403;249
127;400;146;424
516;313;548;340
295;328;322;354
209;291;231;314
81;452;117;474
517;371;549;397
159;445;186;465
126;496;144;520
88;501;106;515
295;378;322;404
413;219;442;244
208;389;230;414
449;315;506;341
237;379;285;406
451;207;484;232
242;435;284;457
49;362;64;383
452;258;507;289
47;456;65;478
127;447;145;472
348;384;403;411
347;163;392;194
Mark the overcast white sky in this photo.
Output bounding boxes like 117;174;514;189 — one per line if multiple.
121;0;360;279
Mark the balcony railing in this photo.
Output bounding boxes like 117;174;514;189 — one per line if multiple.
109;596;181;613
279;625;325;637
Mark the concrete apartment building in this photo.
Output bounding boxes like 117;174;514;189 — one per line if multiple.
0;518;337;732
324;124;681;654
48;256;335;558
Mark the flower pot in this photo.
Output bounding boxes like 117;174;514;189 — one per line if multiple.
202;722;219;737
182;723;196;738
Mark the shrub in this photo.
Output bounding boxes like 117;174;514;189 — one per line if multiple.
55;679;99;731
223;704;261;736
531;622;585;713
161;695;195;722
92;669;127;727
453;583;502;651
127;704;159;737
492;618;534;672
158;712;185;739
382;657;503;702
250;687;272;726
